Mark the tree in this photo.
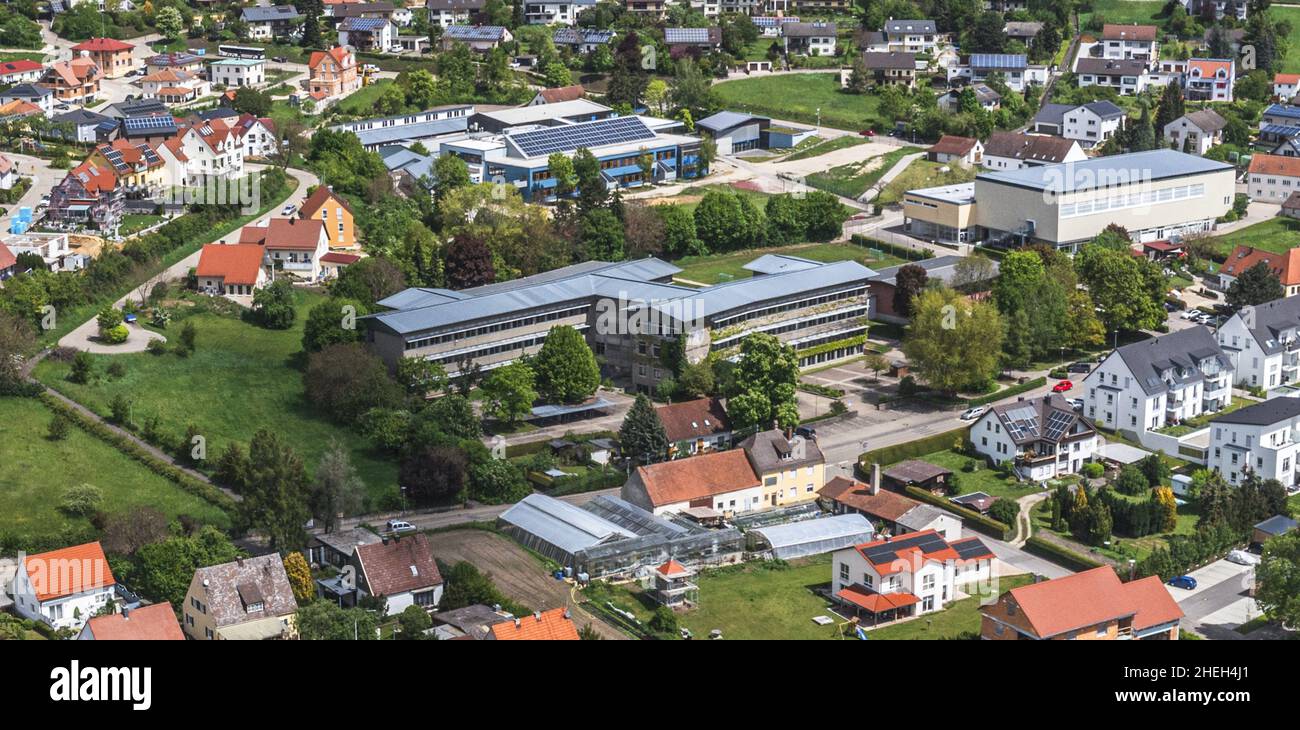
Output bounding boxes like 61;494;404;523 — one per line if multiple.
309;440;366;533
1116;464;1150;496
134;527;242;608
230;86;272;118
305;343;403;424
1075;244;1166;333
60;483;102;517
1226;260;1285;309
299;0;323;48
397;604;433;639
480;361;537;424
989;498;1019;526
1138;454;1171;490
252;279;296;329
47;413;70;441
283;552;315;604
694;188;764;252
469;458;530;504
155;6;183;41
892;264;928;318
532;325;600;403
1256;531;1300;629
729;333;800;430
396;357;447;397
864;352;889;381
214;442;250;491
649;605;679;635
547;152;577;197
179;321;197;354
302;297;367;352
1154;486;1179;533
331;256;406;306
100;507;169;556
400;445;468;505
623;203;666;259
241;429;312;550
620;394;669;464
297;601;379;640
444;233;496;290
659;204;701;257
0;310;34;390
572;147;608;213
902;287;1005;394
433;153;471;204
68;351;95;384
951;254;996;293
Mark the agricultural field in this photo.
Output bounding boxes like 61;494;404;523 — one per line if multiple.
713;73;882;131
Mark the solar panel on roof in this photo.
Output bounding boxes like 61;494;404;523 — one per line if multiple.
509;115;655;158
666;28;711;44
971;54;1026;69
124;116;175;131
1043;410;1074;441
445;25;505;40
861;531;948;564
952;539;990;560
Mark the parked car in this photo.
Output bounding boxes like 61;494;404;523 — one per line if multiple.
1226;549;1261;566
1052;380;1073;392
960;406;986;421
1068;398;1084;411
281;204;297;216
794;425;817;441
271;56;288;63
1167;575;1198;590
859;129;874;137
386;519;416;534
1180;309;1200;320
1067;362;1091;374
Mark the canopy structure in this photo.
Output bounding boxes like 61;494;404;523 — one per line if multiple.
748;514;876;560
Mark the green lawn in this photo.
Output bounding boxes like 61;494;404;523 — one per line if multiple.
1206;216;1300;257
1275;7;1300;74
806;146;924;200
877;158;977;205
0;396;230;540
333;79;395;117
1031;491;1200;563
1080;0;1168;26
33;291;401;508
713;73;882;131
120;214;164;237
782;135;869;161
913;449;1044;501
864;575;1034;639
680;555;844;640
673;241;906;285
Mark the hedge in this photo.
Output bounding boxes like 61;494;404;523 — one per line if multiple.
1022;536;1107;572
797;382;845;398
39;392;238;515
858;427;969;470
904;486;1013;540
850;234;934;261
967;377;1047;407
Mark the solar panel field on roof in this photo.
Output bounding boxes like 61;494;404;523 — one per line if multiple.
952;539;991;560
665;27;711;44
509;115;655;158
445;25;505;40
862;531;949;564
971;53;1026;68
1043;410;1074;441
123;116;175;131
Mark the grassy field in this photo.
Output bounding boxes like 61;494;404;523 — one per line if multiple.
120;214;164;237
680;555;844;640
713;73;882;131
1080;0;1168;26
673;241;906;285
0;396;230;539
914;449;1045;501
864;574;1034;639
33;290;400;508
806;146;924;200
783;135;870;162
333;79;396;117
877;158;977;205
1207;216;1300;257
1274;7;1300;74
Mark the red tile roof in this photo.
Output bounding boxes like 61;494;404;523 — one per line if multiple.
1248;153;1300;178
1221;245;1300;285
240;218;326;250
23;542;116;602
321;252;361;265
489;608;581;640
851;529;980;576
0;242;17;271
634;449;760;507
309;46;354;71
539;84;585;103
83;602;184;640
836;584;919;613
656;559;691;577
818;476;920;521
1188;58;1232;78
655;397;730;443
929;135;978;157
354;533;443;598
73;37;135;52
1001;566;1183;638
196;244;265;286
1101;23;1157;41
0;60;42;75
299;185;353;218
1277;73;1300;85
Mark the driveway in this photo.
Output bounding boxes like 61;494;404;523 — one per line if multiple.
0;152;61;232
1166;558;1262;639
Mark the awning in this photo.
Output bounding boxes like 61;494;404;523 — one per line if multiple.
836;584;920;614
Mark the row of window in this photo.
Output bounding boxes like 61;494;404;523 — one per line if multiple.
1058;183;1205;219
712;287;867;331
404;306;588;351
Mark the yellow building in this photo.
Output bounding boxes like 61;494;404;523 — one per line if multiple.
89;140;168;197
299;184;357;250
901;182;979;246
182;554;298;640
739;429;826;509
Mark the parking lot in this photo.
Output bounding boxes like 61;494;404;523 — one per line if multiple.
1165;558;1263;639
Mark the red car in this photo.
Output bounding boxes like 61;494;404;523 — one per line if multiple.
859;129;875;137
1052;380;1073;393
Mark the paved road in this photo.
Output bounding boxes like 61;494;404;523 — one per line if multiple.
0;152;61;232
1167;558;1261;639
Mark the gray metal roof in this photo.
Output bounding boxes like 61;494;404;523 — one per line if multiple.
896;503;952;532
696;110;768;134
666;260;875;322
749;514;875;559
1112;326;1230;397
742;253;820;275
348;116;468;146
1032;103;1073;128
498;493;637;557
1254;514;1298;536
977;149;1233;194
869;254;998;287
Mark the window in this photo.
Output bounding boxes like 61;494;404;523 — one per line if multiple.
840;563;849;581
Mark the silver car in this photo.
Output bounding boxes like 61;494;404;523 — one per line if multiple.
1225;549;1260;566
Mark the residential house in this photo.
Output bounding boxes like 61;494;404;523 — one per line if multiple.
739;428;827;509
241;5;304;40
209;58;266;88
1275;72;1300;100
305;528;383;569
352;533;444;615
378;144;437;198
0;99;41;125
339;17;397;52
426;0;485;27
1184;58;1235;102
139;68;210;103
145;52;207;76
831;529;993;622
298;185;356;249
820;472;962;540
47;161;123;231
309;47;361;101
623;0;667;17
868;255;999;322
102;97;170;120
982;129;1086;170
1164;109;1227;155
0;232;73;271
956;53;1047;93
51;108;117;144
981;566;1183;640
621;448;764;516
40;58;102;103
1082;326;1233;432
0;83;54;115
0;154;15;190
430;604;515;639
121;114;179;144
783;22;837;57
218;113;279;160
195;243;268;300
1207;396;1300;486
665;27;723;57
552;27;615;54
927;135;982;167
1246;153;1300;202
524;0;595;25
0;59;44;86
78;602;184;640
1032;101;1125;148
1003;21;1043;46
0;242;16;280
1253;514;1298;547
487;607;580;640
528;84;585;106
1183;0;1248;21
937;83;1000;113
440;25;513;52
882;19;938;54
321;251;361;280
1099;23;1159;60
1283;191;1300;219
970;394;1101;480
88;139;166;197
182;554;298;640
11;542;116;631
240;217;330;281
1258;103;1300;146
846;51;917;89
1075;57;1150;95
656;397;731;458
162;122;245;186
1218;295;1300;389
72;37;135;78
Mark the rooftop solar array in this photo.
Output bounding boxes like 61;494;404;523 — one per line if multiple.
951;538;993;560
508;115;655;158
665;27;713;44
860;531;949;565
444;25;507;41
1043;410;1075;442
970;53;1027;69
341;17;389;31
1002;404;1040;441
553;28;614;44
122;116;177;132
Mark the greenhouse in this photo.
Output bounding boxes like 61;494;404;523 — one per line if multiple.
497;493;637;566
747;514;876;560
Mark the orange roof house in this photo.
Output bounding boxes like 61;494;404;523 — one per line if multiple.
79;602;184;640
13;542;117;630
532;84;585;105
308;46;359;100
298;185;356;249
195;243;267;297
654;397;730;455
40;57;102;101
488;608;581;640
622;449;762;515
1248;152;1300;178
1276;73;1300;87
1219;245;1300;296
980;566;1184;640
72;37;136;78
1100;23;1158;42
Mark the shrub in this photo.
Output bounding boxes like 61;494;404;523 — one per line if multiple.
1023;536;1106;571
106;361;126;379
101;324;129;344
1081;462;1105;479
68;352;95;383
988;498;1020;526
59;483;103;517
146;338;167;355
47;414;70;441
108;394;131;425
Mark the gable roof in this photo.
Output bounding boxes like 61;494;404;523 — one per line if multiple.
982;131;1079;164
72;37;135;52
1231;294;1300;356
241;5;303;22
997;566;1182;638
664;27;721;46
1074;57;1147;76
884;459;952;484
489;607;580;640
0;59;42;75
354;533;443;597
929;135;978;157
309;46;354;71
299;185;353;218
850;529;991;576
1188;58;1232;77
819;476;921;521
23;542;116;602
983;393;1096;446
1101;23;1158;42
861;51;916;70
239;218;326;250
739;428;825;474
634;449;760;507
655;397;730;442
1249;153;1300;178
783;22;836;38
196;244;265;285
192;554;298;628
83;602;183;640
1255;514;1298;536
884;19;935;34
1210;396;1300;427
1111;326;1230;396
1177;108;1227;133
0;242;16;271
1220;245;1300;286
538;84;585;104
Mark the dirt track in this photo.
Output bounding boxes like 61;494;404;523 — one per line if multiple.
427;529;628;640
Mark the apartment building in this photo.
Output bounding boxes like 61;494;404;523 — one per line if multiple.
1246;153;1300;202
523;0;595;25
882;19;938;54
426;0;484;27
1218;296;1300;389
308;46;360;101
1207;397;1300;486
1184;58;1235;102
71;37;135;79
209;58;266;88
1082;326;1233;433
970;394;1101;481
1099;23;1159;61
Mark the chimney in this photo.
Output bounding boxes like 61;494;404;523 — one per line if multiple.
514;617;521;628
534;611;542;622
121;606;130;620
870;463;881;496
